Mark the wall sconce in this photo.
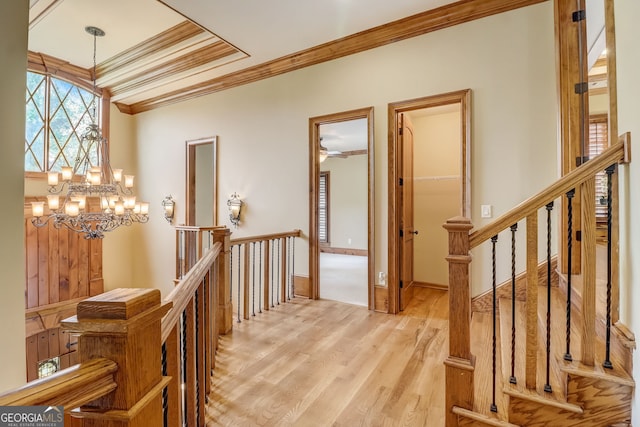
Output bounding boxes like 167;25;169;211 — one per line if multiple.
227;192;243;228
161;195;175;224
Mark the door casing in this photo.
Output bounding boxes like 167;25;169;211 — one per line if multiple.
186;136;218;226
388;90;471;314
309;107;375;308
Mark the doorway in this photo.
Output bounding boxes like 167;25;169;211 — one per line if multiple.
309;107;375;309
186;136;217;226
388;90;471;314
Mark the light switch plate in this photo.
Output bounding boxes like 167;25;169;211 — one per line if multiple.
481;205;492;218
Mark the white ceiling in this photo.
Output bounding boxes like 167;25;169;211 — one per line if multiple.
27;0;459;109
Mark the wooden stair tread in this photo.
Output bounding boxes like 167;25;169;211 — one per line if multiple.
560;361;635;387
453;406;520;427
502;385;583;414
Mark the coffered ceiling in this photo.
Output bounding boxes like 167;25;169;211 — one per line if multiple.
28;0;544;114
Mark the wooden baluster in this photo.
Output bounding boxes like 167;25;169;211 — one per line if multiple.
564;190;575;362
198;229;204;261
61;288;172;427
164;324;181;427
184;298;197;427
242;243;250;320
490;235;498;413
263;239;271;311
525;213;538;390
196;283;206;424
209;258;216;369
603;165;616;369
509;223;518;385
544;202;554;393
443;217;474;427
175;229;180;280
213;227;232;334
281;237;288;302
581;176;596;366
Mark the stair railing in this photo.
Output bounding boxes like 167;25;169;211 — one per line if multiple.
175;225;218;280
161;229;226;427
0;227;232;427
230;229;301;322
444;134;630;425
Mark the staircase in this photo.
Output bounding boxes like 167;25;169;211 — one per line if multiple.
443;138;635;427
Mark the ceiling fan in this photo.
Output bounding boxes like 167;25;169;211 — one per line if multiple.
319;136;346;162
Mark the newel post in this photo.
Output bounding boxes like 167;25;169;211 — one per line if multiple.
61;288;172;427
443;217;474;427
214;226;233;334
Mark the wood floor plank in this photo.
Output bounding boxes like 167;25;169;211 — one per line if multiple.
207;288;448;426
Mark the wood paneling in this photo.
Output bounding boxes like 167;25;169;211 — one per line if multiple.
24;197;103;309
25;327;78;382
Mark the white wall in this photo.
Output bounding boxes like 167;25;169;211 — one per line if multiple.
0;1;28;391
614;0;640;422
129;2;557;298
321;155;368;250
102;104;139;290
412;111;461;287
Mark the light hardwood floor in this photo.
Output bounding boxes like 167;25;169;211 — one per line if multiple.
207;287;449;426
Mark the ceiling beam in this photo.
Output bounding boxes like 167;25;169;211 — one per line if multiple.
123;0;548;114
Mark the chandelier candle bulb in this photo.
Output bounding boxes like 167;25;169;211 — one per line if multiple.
71;195;86;210
109;196;118;209
101;197;109;211
48;172;59;186
113;169;123;182
125;196;136;209
47;195;59;210
90;167;101;185
114;201;125;216
61;167;73;182
31;202;44;217
124;175;134;188
134;203;141;214
66;202;79;217
140;202;149;215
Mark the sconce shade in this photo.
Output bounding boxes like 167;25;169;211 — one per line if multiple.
162;195;175;223
227;192;243;227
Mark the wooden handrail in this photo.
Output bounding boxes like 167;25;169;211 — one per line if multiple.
162;242;221;343
0;358;117;409
230;229;301;246
174;225;218;232
470;138;629;248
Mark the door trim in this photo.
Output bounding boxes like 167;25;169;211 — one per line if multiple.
387;90;471;314
185;136;218;226
309;107;375;308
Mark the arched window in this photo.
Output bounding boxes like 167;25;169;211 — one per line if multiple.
25;70;101;173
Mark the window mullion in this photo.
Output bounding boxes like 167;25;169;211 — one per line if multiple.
44;74;51;172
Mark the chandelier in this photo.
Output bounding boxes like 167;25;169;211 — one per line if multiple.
30;26;149;239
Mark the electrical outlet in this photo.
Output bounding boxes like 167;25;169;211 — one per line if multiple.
377;272;386;286
481;205;492;218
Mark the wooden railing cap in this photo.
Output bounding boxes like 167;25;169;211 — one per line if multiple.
443;216;473;230
77;288;161;320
